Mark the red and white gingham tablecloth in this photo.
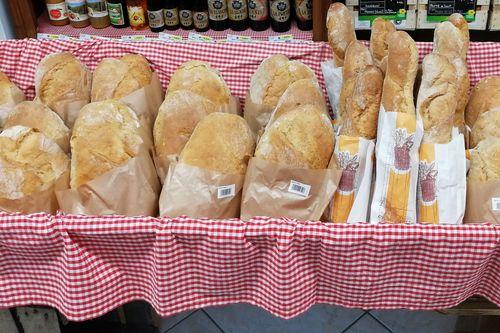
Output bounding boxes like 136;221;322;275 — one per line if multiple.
0;39;499;321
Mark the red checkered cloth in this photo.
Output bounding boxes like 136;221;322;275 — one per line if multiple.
0;39;499;321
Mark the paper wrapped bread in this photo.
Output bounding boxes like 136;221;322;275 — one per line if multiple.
91;54;153;101
326;3;356;67
0;70;25;127
470;108;500;148
4;101;70;153
468;138;500;181
465;76;500;127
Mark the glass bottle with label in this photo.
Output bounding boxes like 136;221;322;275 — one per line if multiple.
248;0;268;31
227;0;248;31
269;0;290;32
164;0;180;30
208;0;228;31
147;0;165;32
179;0;194;30
66;0;90;28
127;0;149;30
193;0;209;32
46;0;69;26
294;0;312;31
86;0;110;29
107;0;129;28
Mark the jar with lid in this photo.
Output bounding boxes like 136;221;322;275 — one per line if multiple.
46;0;69;26
86;0;110;28
66;0;90;28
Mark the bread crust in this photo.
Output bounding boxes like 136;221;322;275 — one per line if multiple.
326;3;356;67
470;108;500;148
468;137;500;181
370;18;396;70
465;76;500;127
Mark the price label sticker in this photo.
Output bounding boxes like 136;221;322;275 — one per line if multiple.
188;32;214;42
217;184;236;199
492;198;500;211
268;34;294;42
158;32;183;42
288;180;311;197
37;33;72;41
226;34;253;43
121;35;148;42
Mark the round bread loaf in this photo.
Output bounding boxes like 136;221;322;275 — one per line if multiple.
465;76;500;127
470;108;500;148
468;137;500;181
91;54;153;101
70;100;143;189
255;105;335;169
248;54;289;105
0;70;25;107
180;113;255;175
0;126;69;200
4;101;70;153
370;18;396;69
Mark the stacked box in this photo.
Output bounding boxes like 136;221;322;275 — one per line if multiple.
489;0;500;30
417;0;490;30
346;0;417;30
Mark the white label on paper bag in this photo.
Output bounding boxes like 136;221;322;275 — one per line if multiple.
288;180;311;197
217;185;236;199
492;198;500;211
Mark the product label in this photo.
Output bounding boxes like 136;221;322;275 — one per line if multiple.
188;32;214;42
427;0;476;22
359;0;407;22
294;0;312;21
268;34;294;42
87;0;108;18
193;11;209;29
108;3;125;25
217;185;236;199
288;180;311;197
121;35;148;42
228;0;248;21
227;34;252;42
248;0;268;21
164;8;180;26
158;32;183;42
492;198;500;211
179;9;193;26
148;9;165;28
47;3;68;21
67;1;89;22
208;0;228;21
270;0;290;23
127;5;147;27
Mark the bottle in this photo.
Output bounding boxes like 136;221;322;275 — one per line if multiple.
193;0;209;32
178;0;193;30
294;0;311;31
269;0;290;32
164;0;180;30
147;0;165;32
248;0;268;31
107;0;129;28
227;0;248;31
66;0;90;28
86;0;110;29
127;0;149;30
207;0;228;31
46;0;69;26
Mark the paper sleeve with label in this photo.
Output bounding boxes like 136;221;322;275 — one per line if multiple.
320;60;343;130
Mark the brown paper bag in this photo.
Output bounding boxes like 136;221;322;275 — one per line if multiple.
241;158;342;221
463;181;500;224
243;92;274;137
159;162;244;219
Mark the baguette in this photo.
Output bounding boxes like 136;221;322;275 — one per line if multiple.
326;3;356;67
370;18;396;72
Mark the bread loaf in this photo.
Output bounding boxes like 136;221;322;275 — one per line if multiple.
465;76;500;127
468;137;500;181
381;31;419;114
370;18;396;70
340;65;383;140
248;54;289;105
326;3;356;67
0;126;69;200
91;54;153;101
451;57;470;131
470;108;500;148
0;70;25;107
448;14;470;56
255;105;335;169
4;101;70;153
70;100;143;189
180;113;255;175
434;21;468;61
416;54;458;144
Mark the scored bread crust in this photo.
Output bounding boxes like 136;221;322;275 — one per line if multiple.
468;137;500;181
465;76;500;127
326;3;356;67
433;21;468;61
448;14;470;56
249;54;289;105
470;108;500;148
370;18;396;70
0;70;25;106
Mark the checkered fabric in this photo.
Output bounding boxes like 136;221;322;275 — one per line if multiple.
0;39;499;321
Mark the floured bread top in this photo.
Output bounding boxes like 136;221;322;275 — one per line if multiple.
468;137;500;181
0;126;69;200
465;76;500;127
249;54;289;104
470;108;500;148
70;100;143;189
0;70;25;106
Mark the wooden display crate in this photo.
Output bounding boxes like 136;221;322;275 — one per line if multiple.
417;0;490;30
490;5;500;30
348;6;417;30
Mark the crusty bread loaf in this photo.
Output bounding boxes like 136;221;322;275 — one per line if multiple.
470;108;500;148
465;76;500;127
167;61;231;107
434;21;468;61
381;31;419;114
468;137;500;181
370;18;396;70
326;3;356;67
91;54;153;101
180;113;255;175
340;65;383;140
70;100;143;189
4;101;70;153
448;14;470;56
416;54;458;144
0;70;25;107
451;57;470;131
0;126;69;200
154;90;218;158
248;54;289;104
255;105;335;169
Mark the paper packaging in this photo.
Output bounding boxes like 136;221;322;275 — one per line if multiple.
241;158;342;221
159;162;244;219
0;88;26;129
321;60;343;128
463;181;500;224
370;107;424;224
243;92;274;137
330;135;375;223
417;134;467;225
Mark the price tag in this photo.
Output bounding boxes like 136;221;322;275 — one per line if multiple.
188;32;214;42
121;35;148;42
268;34;294;43
217;185;236;199
226;34;253;43
492;198;500;211
37;33;72;41
79;34;112;41
158;32;183;42
288;180;311;197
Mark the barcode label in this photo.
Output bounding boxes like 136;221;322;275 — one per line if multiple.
217;184;236;199
492;198;500;211
288;180;311;197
